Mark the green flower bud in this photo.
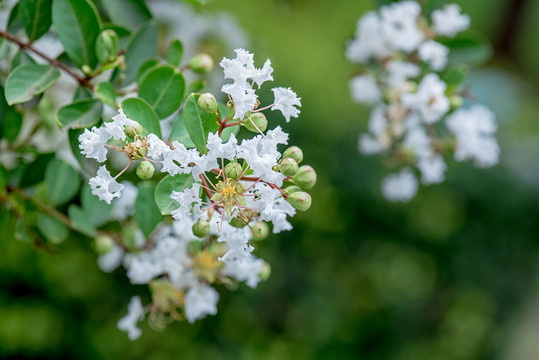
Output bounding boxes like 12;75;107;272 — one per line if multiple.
137;145;148;159
259;262;271;282
96;29;119;64
279;158;298;177
292;165;317;189
93;235;114;254
226;101;235;119
189;53;214;74
286;191;312;212
450;95;463;110
136;160;154;180
192;219;210;238
282;146;303;164
243;112;267;133
230;216;249;228
124;121;144;138
283;185;302;195
224;162;243;180
81;65;92;75
198;93;218;114
251;222;269;240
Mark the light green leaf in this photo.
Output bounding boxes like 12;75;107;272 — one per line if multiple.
135;182;163;237
73;86;93;101
45;159;80;206
19;0;52;41
52;0;102;67
155;174;194;215
37;214;68;244
443;31;493;67
96;82;117;108
68;204;96;237
102;0;151;31
168;113;195;147
121;97;161;137
138;65;185;119
122;21;158;86
80;183;113;227
166;38;183;67
11;50;36;70
57;99;103;129
183;93;220;153
5;64;60;105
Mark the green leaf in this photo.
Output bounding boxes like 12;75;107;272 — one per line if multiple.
102;0;152;31
166;39;183;67
80;183;113;227
57;99;103;129
19;153;55;188
95;82;117;108
185;80;206;99
1;109;23;143
68;204;96;237
52;0;102;68
121;97;161;137
136;58;160;85
19;0;52;41
168;113;195;147
45;159;80;206
138;65;185;119
135;182;163;237
11;50;36;70
0;38;11;60
183;93;220;153
0;166;7;197
155;174;194;215
218;103;239;142
7;3;23;33
442;31;493;67
37;214;68;244
122;21;158;86
5;64;60;105
73;86;93;101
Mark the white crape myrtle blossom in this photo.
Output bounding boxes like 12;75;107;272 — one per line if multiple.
184;284;219;323
348;1;499;201
271;87;302;122
432;4;471;37
117;296;145;341
222;255;265;288
89;166;125;204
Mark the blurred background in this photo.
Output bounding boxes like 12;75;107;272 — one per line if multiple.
2;0;539;358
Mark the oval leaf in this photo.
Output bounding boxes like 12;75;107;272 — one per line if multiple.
102;0;152;31
122;21;158;86
136;58;160;85
96;82;117;108
37;214;68;244
166;38;183;67
155;174;194;215
45;159;80;206
183;94;220;153
139;65;185;119
168;113;195;147
5;64;60;105
57;99;103;129
121;97;161;137
52;0;102;67
19;0;52;41
135;182;163;237
1;109;23;143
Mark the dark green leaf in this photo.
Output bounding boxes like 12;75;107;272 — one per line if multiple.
73;86;93;101
136;58;160;85
138;65;185;119
183;93;220;153
155;174;194;215
122;21;158;86
57;99;103;129
0;166;7;197
19;153;55;188
5;64;60;105
37;214;68;244
52;0;102;67
442;31;493;67
102;0;152;31
44;159;80;206
168;113;195;147
19;0;52;41
166;38;183;67
7;3;23;33
121;97;161;137
2;109;23;143
135;182;163;237
95;82;117;108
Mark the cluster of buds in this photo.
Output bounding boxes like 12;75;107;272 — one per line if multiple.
347;1;500;202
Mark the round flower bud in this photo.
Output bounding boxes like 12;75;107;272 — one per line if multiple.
243;112;267;133
259;262;271;282
230;216;249;228
136;160;155;180
93;235;114;254
282;146;303;164
198;93;218;114
189;53;214;74
283;185;302;195
286;191;312;212
292;165;317;189
224;161;243;180
450;95;463;110
124;121;143;138
96;29;119;64
251;222;269;240
192;219;210;238
280;158;298;177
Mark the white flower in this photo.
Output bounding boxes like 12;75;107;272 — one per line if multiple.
110;181;138;221
97;245;124;273
147;133;170;160
89;166;125;204
105;109;138;141
79;127;111;162
117;296;145;341
368;105;388;136
161;142;199;176
222;256;265;288
358;134;383;155
432;4;470;37
404;126;433;159
381;168;419;202
419;40;449;71
184;283;219;323
380;1;424;53
349;75;381;105
417;155;447;185
170;183;203;221
271;87;301;122
446;105;500;167
346;12;391;63
384;60;421;88
401;73;450;124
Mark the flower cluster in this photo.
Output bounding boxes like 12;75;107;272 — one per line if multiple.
78;49;316;339
347;1;500;202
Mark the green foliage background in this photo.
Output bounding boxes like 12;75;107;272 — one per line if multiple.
2;0;539;359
